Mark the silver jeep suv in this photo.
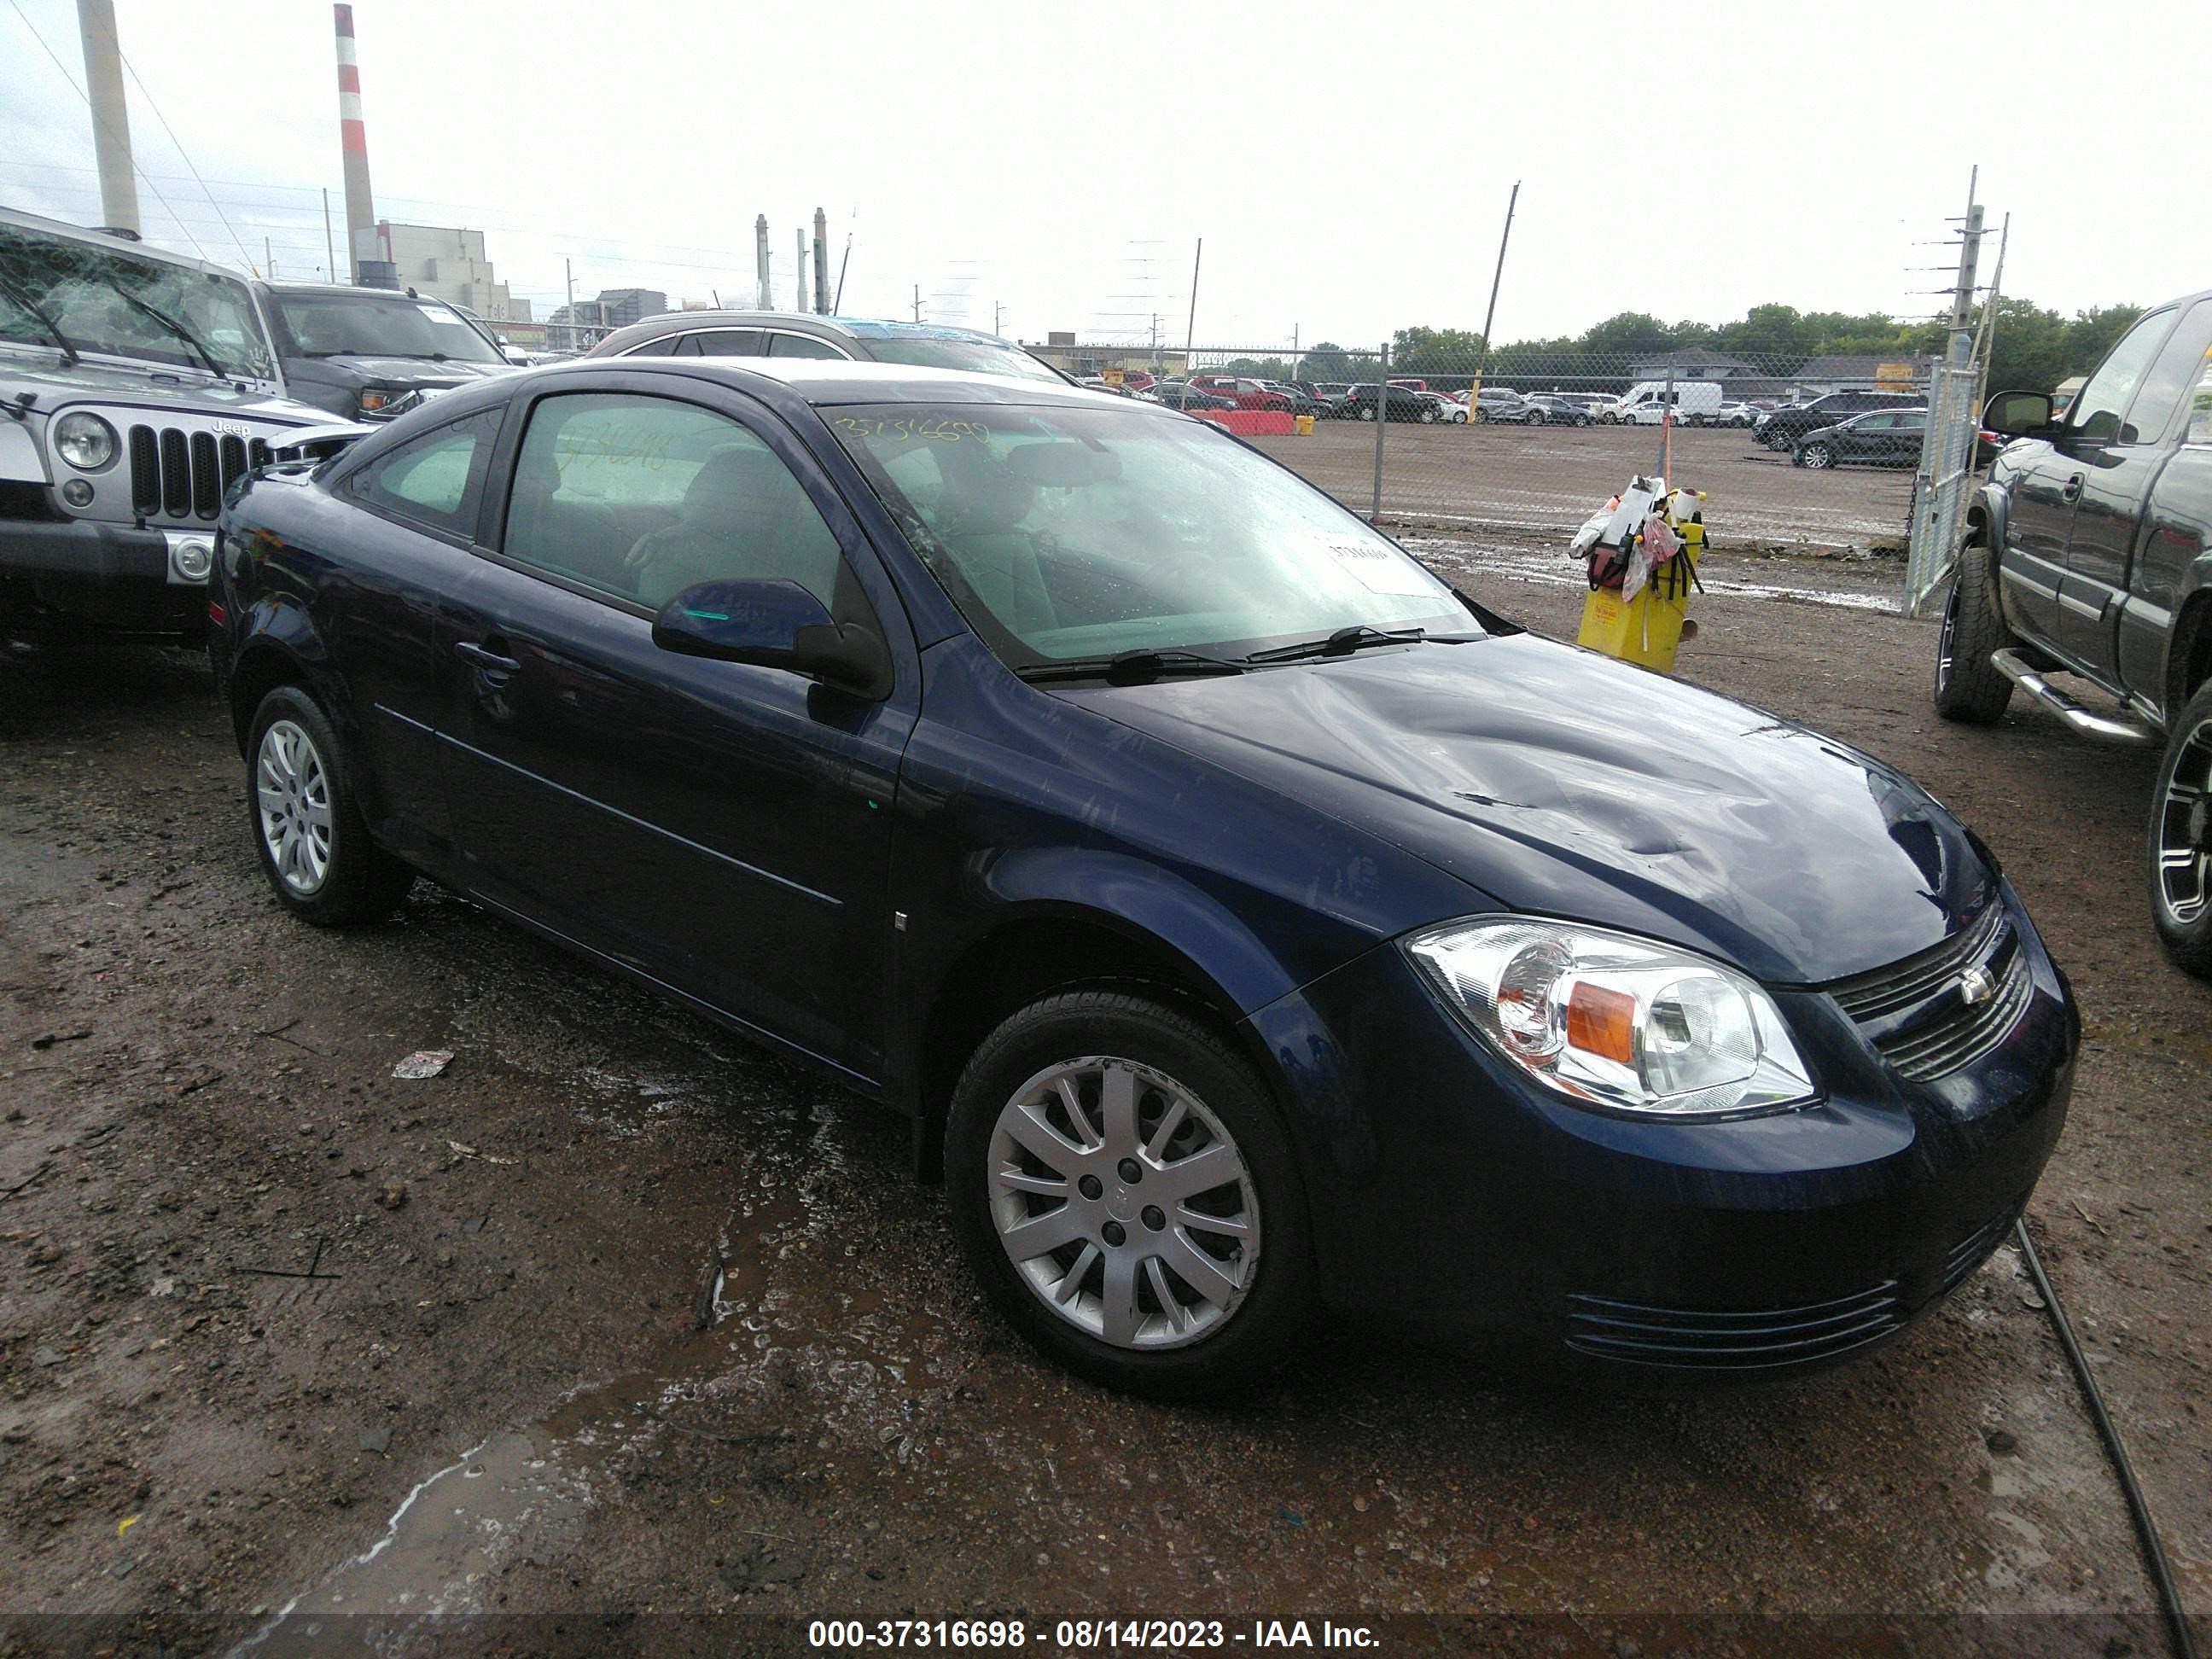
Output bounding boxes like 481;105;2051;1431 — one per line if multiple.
1;207;352;639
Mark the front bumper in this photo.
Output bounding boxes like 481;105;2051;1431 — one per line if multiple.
0;517;209;632
1243;884;2076;1385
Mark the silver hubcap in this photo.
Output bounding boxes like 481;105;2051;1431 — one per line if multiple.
2157;719;2212;925
257;719;334;896
987;1056;1260;1351
1804;446;1831;468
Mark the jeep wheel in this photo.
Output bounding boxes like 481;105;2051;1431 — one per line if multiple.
2149;680;2212;979
945;990;1318;1398
1933;529;2015;725
247;686;415;926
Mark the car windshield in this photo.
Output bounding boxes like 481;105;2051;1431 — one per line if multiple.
272;291;505;363
0;220;275;379
830;401;1470;666
852;335;1067;384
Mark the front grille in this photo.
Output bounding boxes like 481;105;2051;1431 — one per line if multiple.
126;423;271;521
1826;902;2032;1082
1942;1204;2023;1294
1565;1284;1904;1369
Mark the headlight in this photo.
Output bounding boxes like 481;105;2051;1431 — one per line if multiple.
1404;917;1817;1120
357;388;393;416
55;411;117;471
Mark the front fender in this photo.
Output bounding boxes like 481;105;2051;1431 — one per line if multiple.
1965;479;2022;633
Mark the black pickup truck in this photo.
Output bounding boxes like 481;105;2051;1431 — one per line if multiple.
1935;288;2212;976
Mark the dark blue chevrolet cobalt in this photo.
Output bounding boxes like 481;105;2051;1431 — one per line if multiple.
209;359;2076;1397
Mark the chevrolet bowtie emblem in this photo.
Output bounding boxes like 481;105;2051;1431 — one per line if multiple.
1959;965;1995;1006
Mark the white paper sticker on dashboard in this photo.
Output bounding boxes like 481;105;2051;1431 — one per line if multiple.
1327;541;1440;597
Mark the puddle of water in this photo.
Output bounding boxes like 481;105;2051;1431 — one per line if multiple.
1404;538;1904;614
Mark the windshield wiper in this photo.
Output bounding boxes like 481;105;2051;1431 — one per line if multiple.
107;286;233;381
1243;624;1475;664
0;276;79;365
1015;648;1249;685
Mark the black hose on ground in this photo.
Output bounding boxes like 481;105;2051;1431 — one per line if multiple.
2015;1217;2198;1659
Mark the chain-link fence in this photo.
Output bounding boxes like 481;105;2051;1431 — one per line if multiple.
1116;343;1957;556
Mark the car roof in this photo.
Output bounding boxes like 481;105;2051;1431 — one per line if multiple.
514;356;1141;412
0;204;253;285
591;308;1024;353
262;281;463;302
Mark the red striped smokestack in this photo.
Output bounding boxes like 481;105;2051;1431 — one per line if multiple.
333;4;376;282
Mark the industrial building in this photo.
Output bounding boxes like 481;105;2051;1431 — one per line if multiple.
348;220;530;321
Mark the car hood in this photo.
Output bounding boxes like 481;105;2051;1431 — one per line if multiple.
1057;634;1993;985
0;352;313;422
288;355;511;387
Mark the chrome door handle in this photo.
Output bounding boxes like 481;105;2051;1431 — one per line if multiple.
455;641;521;674
2060;474;2083;504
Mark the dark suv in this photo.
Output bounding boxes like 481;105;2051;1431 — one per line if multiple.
1755;390;1924;451
1936;288;2212;975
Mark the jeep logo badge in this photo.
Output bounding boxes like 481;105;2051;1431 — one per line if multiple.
212;420;250;437
1959;966;1995;1006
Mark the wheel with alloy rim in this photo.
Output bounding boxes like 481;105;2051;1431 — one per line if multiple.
2150;680;2212;977
1359;405;1376;422
246;686;415;926
1419;405;1437;424
1798;442;1835;469
946;990;1316;1396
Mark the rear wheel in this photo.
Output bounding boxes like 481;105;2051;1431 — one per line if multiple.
247;686;415;926
2149;681;2212;978
945;991;1318;1398
1798;441;1835;469
1526;409;1545;426
1933;529;2015;725
1359;405;1376;422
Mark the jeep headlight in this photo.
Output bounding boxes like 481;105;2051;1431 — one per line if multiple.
55;411;117;471
1404;917;1817;1120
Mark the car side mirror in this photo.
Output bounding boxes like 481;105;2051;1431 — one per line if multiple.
651;578;892;700
500;345;531;366
1982;389;2053;437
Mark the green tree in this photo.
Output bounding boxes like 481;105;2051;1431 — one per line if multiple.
1982;298;2073;393
2065;305;2145;375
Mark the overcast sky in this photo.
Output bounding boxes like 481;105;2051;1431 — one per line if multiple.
3;0;2206;350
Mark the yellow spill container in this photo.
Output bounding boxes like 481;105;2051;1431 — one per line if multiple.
1294;414;1316;436
1577;523;1701;672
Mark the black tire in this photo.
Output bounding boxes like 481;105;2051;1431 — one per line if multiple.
1358;405;1376;422
944;990;1318;1399
1526;410;1545;426
2148;679;2212;979
246;685;415;926
1798;442;1834;469
1933;531;2015;725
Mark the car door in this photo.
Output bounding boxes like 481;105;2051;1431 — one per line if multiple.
1888;410;1926;467
1840;411;1889;461
2000;312;2175;650
2059;299;2212;674
434;372;920;1080
320;405;506;865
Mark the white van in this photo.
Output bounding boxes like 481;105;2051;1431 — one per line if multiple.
1608;381;1724;425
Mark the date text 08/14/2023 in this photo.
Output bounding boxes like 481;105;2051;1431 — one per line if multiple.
806;1618;1381;1649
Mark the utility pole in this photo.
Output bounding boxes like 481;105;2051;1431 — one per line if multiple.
913;284;922;323
994;300;1003;337
265;237;274;279
1470;180;1519;409
323;189;336;282
812;207;830;314
1184;237;1202;373
754;215;771;309
796;230;806;312
77;0;139;235
564;256;574;351
834;235;852;313
1904;166;1986;616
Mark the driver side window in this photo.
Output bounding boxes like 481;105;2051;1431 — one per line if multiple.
2069;311;2178;444
500;393;847;613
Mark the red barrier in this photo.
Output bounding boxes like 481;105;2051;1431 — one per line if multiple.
1191;409;1296;437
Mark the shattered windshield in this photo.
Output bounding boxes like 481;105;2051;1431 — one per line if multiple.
0;221;275;380
830;401;1467;665
271;290;506;364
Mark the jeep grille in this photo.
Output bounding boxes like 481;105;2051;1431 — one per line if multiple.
127;425;271;521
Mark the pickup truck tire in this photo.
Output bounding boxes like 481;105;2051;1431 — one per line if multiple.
246;686;416;927
2148;680;2212;977
1934;533;2014;724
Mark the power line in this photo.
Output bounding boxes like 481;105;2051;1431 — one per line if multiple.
114;42;259;273
3;0;210;259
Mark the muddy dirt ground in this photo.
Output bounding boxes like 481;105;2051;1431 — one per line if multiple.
1;541;2206;1656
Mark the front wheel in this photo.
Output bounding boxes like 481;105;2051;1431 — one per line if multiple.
945;991;1318;1399
1797;442;1834;469
1419;406;1437;424
2149;681;2212;978
247;686;415;926
1526;410;1545;426
1933;530;2015;725
1359;405;1376;422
